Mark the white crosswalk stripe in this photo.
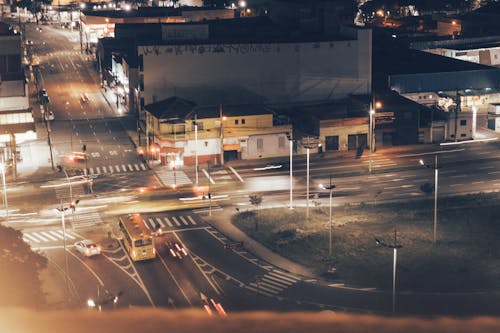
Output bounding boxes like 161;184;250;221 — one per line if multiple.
142;215;198;230
23;230;78;244
145;218;153;230
179;216;189;226
154;168;192;186
40;231;59;241
72;211;103;228
163;217;173;227
171;217;181;226
78;163;148;175
187;216;197;225
155;217;165;228
249;270;301;296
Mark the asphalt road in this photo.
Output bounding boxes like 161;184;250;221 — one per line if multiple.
6;20;500;316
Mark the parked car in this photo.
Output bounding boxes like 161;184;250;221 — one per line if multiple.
74;239;101;257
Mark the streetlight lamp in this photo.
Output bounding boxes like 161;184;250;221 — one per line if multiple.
375;229;402;315
319;175;335;257
0;155;8;221
420;155;439;243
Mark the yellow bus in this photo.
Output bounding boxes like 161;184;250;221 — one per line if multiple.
118;214;156;261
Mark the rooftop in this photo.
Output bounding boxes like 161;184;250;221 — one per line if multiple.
376;46;493;76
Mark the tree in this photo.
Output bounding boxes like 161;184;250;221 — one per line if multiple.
249;193;263;211
0;225;48;308
249;193;263;231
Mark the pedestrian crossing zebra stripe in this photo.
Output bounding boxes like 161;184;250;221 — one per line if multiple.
179;216;189;225
40;231;59;241
141;215;198;230
262;274;294;286
268;271;299;284
23;230;76;243
249;283;280;294
163;217;173;227
115;165;121;172
262;277;288;288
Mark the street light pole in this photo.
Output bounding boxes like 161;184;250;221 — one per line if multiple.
57;202;70;301
375;229;402;315
194;114;199;185
219;104;225;166
306;146;310;219
420;155;439;243
320;176;336;257
369;108;375;173
433;155;438;244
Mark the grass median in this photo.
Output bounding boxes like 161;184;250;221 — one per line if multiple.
232;192;500;292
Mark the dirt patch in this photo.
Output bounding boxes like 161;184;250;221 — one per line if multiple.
232;193;500;292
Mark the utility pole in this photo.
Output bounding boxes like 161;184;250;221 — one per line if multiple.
219;104;224;166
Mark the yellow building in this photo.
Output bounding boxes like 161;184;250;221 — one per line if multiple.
144;97;292;166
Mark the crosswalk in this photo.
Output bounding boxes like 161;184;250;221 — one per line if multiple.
23;229;77;244
84;163;148;176
247;270;301;297
155;168;192;186
72;211;104;228
142;214;199;231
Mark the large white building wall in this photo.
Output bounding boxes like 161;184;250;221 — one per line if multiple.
138;29;371;105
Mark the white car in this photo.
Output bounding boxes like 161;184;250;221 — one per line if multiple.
74;239;101;257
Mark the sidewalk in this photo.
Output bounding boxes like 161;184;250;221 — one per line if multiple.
202;207;315;278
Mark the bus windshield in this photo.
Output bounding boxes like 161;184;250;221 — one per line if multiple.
135;238;152;247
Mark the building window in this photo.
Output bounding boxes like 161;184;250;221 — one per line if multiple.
242;119;246;124
235;119;239;125
279;137;285;149
460;119;467;126
257;138;263;151
461;133;467;137
138;55;144;71
191;121;204;131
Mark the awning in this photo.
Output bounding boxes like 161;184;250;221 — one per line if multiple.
223;144;240;151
